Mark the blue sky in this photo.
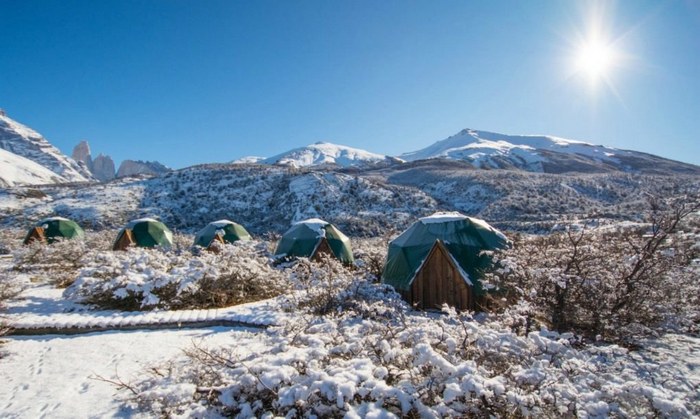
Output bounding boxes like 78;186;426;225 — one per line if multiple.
1;0;699;168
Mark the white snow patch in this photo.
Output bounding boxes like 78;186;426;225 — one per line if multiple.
263;142;390;168
419;211;468;224
0;148;65;187
294;218;330;236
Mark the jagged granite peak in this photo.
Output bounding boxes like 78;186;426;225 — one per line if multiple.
0;112;93;182
92;154;116;182
260;142;401;168
71;140;93;171
116;159;171;178
401;129;700;174
0;147;66;187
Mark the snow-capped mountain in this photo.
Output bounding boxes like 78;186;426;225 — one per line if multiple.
401;129;700;174
258;142;400;168
0;147;66;187
232;156;265;164
0;111;93;182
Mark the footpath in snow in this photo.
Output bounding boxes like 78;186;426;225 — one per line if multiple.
0;281;279;418
3;284;284;335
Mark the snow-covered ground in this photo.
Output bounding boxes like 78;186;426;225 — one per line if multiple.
5;285;282;332
0;274;278;419
1;236;699;417
1;327;249;419
2;277;699;417
0;148;65;188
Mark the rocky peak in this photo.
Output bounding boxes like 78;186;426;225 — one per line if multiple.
116;160;171;178
92;154;116;182
71;140;93;171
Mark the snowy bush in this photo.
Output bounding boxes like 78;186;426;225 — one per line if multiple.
0;228;22;255
64;241;288;310
353;237;389;282
10;231;110;287
484;195;700;343
117;293;696;418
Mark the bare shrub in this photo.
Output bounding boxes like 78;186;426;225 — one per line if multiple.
484;195;700;344
10;230;115;288
111;297;694;418
353;237;389;282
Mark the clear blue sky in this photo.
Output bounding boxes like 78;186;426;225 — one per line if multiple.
1;0;699;168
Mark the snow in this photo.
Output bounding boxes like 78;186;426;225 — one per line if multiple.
0;327;249;419
295;217;330;236
0;147;64;187
6;284;283;331
0;113;93;183
419;211;468;224
400;128;630;171
1;255;698;417
262;142;391;168
231;156;265;164
208;219;235;228
38;216;71;223
124;217;162;228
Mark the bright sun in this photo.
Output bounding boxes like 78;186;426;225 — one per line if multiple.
576;40;615;80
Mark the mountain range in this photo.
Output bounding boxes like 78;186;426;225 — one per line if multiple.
242;129;698;175
1;110;698;189
0;111;93;184
0;111;170;187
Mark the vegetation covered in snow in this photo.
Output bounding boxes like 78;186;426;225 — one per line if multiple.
108;258;698;417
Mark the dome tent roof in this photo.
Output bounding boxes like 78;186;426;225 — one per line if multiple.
382;212;509;294
113;218;173;250
194;219;251;248
23;216;84;244
274;218;354;264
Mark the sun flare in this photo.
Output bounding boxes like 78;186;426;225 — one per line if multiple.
576;40;615;80
565;2;629;92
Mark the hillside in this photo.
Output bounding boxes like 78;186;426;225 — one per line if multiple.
0;112;93;182
257;142;400;168
401;129;700;175
0;147;66;188
2;162;697;236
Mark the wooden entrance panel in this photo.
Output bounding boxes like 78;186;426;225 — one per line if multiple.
23;227;46;245
312;237;334;261
408;241;473;311
113;229;136;251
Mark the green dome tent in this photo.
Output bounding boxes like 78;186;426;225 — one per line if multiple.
274;218;354;264
194;220;252;250
382;212;509;311
113;218;173;250
23;217;85;245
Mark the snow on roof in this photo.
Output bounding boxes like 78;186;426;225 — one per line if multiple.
125;217;160;228
419;211;468;224
468;217;509;242
447;250;473;286
39;216;71;223
295;218;330;236
209;219;235;228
